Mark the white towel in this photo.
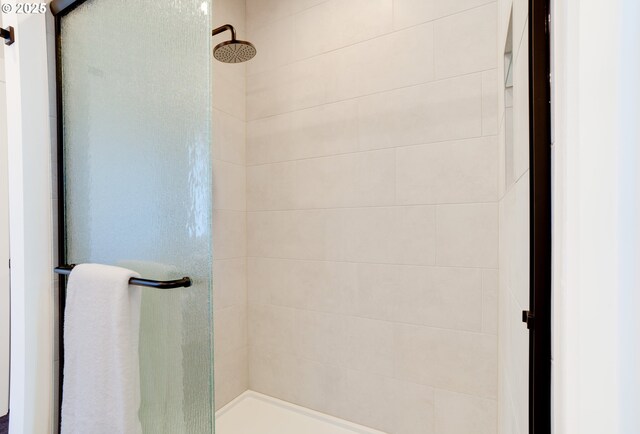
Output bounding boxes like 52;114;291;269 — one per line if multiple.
61;263;143;434
117;260;186;434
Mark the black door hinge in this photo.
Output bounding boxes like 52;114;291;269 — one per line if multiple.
522;310;535;329
0;26;15;46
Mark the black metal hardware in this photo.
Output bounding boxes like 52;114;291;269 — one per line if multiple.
522;310;535;329
53;11;66;431
528;0;552;432
212;24;237;40
54;265;192;289
50;0;86;16
0;26;14;46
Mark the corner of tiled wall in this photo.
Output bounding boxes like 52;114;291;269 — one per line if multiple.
211;0;250;411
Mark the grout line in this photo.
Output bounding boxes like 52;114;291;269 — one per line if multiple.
246;134;499;168
481;270;486;334
212;106;246;124
499;167;530;200
434;205;439;264
514;15;528;65
245;201;500;213
249;301;496;341
246;1;497;78
481;70;485;136
213;208;247;212
247;0;332;32
432;19;437;77
245;255;498;271
213;158;245;168
239;0;251;367
393;148;398;206
249;342;499;403
212;104;247;123
246;67;497;123
246;346;499;402
430;386;498;402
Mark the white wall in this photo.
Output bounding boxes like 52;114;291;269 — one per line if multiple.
552;0;640;432
0;10;11;418
245;1;500;433
3;7;55;434
495;0;529;433
211;0;249;411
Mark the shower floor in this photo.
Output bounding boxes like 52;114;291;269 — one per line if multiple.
215;391;386;434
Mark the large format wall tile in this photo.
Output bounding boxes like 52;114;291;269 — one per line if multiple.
396;136;498;205
248;206;437;265
394;324;498;397
247;99;359;165
436;203;499;268
355;264;484;331
246;0;292;30
435;389;498;434
245;0;500;431
247;149;395;210
358;74;483;150
212;160;246;211
247;15;294;76
434;4;498;79
353;22;435;96
394;0;495;30
213;209;246;260
247;257;357;313
293;0;393;60
212;109;246;165
213;258;247;310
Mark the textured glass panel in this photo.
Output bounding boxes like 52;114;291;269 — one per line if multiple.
60;0;214;432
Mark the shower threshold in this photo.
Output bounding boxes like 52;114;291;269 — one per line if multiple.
215;391;387;434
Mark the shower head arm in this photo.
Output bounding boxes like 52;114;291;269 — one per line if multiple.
212;24;237;41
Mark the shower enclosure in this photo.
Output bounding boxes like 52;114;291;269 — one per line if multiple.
49;0;550;432
52;0;215;432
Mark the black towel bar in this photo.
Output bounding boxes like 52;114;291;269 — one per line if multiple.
54;265;192;289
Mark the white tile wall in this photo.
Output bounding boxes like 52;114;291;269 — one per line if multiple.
212;0;249;410
357;74;483;150
511;28;529;181
393;0;494;30
245;1;500;432
496;0;529;432
436;203;499;268
293;0;394;60
247;99;359;164
396;136;498;205
246;0;293;30
434;4;498;79
354;264;484;332
394;324;497;397
435;389;498;434
247;149;396;210
248;206;438;265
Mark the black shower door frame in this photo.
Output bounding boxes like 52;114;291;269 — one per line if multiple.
50;1;103;431
527;0;552;433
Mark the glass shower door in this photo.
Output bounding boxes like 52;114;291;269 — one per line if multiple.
58;0;214;432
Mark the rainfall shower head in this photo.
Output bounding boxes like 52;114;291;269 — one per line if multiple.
212;24;256;63
214;39;257;63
